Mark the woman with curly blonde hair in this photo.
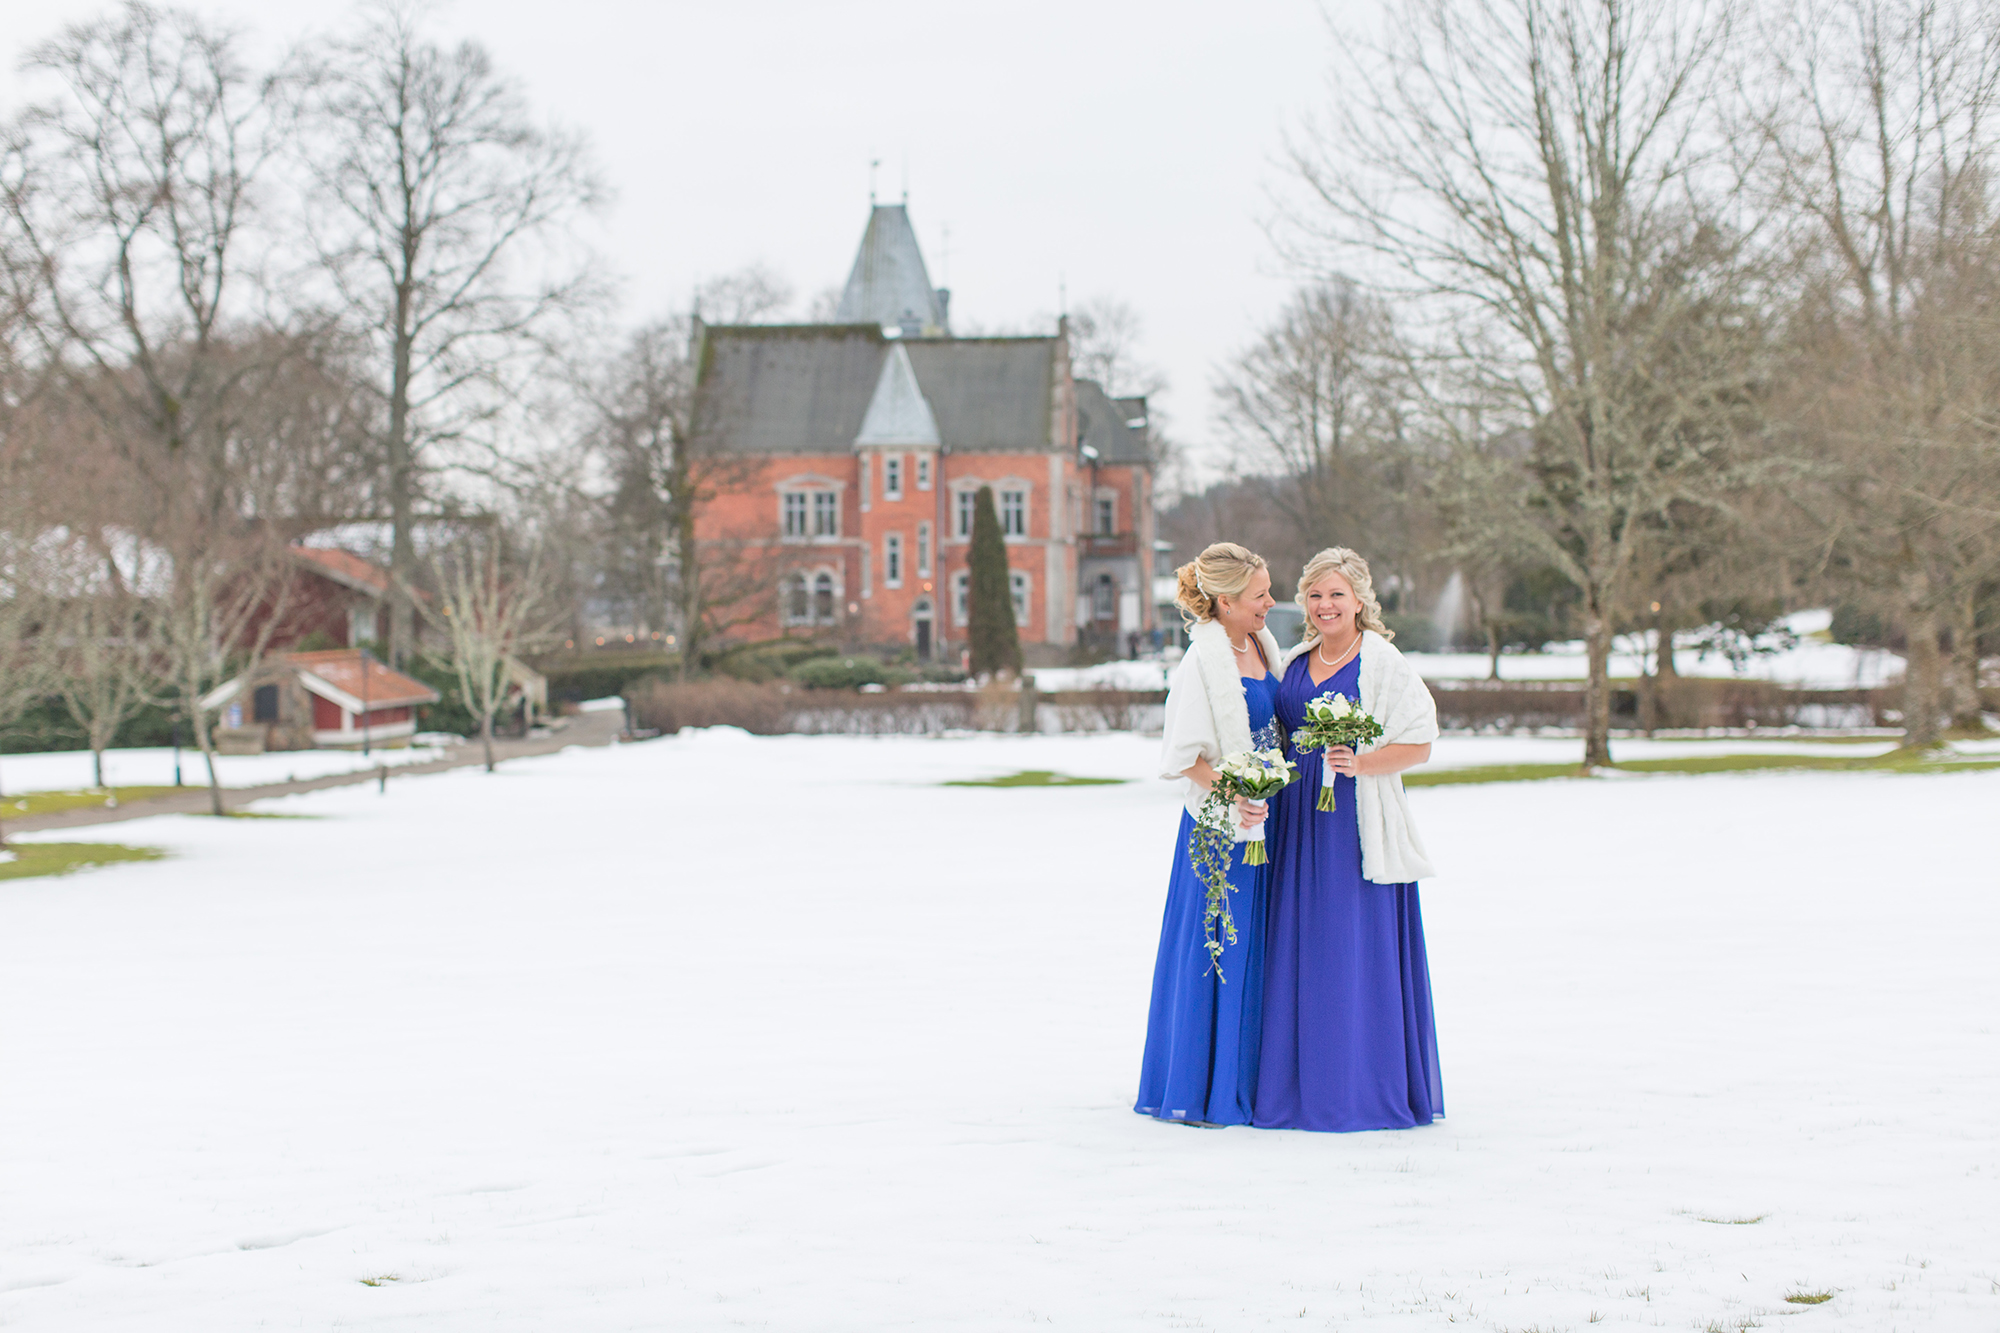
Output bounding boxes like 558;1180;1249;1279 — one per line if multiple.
1254;546;1445;1132
1135;541;1282;1128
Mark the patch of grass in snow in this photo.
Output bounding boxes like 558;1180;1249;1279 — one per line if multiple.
359;1273;400;1286
1407;747;2000;788
942;770;1130;788
1783;1291;1834;1305
1697;1213;1768;1224
1;786;183;817
0;842;165;881
1407;762;1584;787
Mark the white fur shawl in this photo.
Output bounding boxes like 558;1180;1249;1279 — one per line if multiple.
1159;617;1284;841
1279;628;1440;883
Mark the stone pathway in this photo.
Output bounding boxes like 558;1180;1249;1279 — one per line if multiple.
2;711;628;836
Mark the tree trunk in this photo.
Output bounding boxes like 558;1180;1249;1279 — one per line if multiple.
1901;596;1942;749
387;281;418;669
189;663;226;817
1486;623;1501;681
481;710;495;772
1947;581;1983;732
1581;598;1614;769
0;753;10;849
92;746;106;790
1640;605;1678;736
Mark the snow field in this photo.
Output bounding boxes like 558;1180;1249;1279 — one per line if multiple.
1;730;1994;1329
0;742;452;795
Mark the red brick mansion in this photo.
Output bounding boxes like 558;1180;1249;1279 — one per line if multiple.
691;204;1158;665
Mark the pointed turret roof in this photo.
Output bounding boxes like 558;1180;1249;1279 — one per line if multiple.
835;203;947;334
854;342;941;447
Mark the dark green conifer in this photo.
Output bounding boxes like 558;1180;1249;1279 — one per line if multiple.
966;485;1021;677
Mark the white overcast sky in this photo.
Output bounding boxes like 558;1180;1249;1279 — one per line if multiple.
2;0;1361;471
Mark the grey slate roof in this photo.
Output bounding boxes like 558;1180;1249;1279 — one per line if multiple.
905;339;1054;452
697;325;1056;455
834;205;947;333
1075;379;1152;465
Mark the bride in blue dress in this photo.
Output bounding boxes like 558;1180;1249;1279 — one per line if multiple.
1256;547;1446;1132
1136;542;1285;1127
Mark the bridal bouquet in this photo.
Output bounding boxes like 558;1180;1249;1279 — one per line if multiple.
1190;747;1298;979
1289;692;1385;812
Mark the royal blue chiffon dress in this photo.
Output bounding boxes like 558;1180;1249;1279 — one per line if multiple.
1254;651;1444;1132
1135;670;1280;1126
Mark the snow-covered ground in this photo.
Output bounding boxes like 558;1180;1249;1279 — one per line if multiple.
0;743;451;795
2;732;1994;1330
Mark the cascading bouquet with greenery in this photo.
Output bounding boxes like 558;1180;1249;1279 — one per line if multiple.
1289;692;1385;811
1189;747;1298;979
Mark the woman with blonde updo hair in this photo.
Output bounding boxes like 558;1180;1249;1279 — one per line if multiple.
1253;546;1446;1133
1136;541;1282;1127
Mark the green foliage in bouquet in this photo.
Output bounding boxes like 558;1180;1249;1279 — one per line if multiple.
1290;692;1385;811
1188;748;1298;980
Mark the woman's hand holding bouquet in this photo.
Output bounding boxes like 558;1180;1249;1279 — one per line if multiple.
1289;693;1385;812
1189;747;1298;979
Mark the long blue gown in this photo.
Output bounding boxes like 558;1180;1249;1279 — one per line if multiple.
1254;651;1445;1132
1135;671;1280;1126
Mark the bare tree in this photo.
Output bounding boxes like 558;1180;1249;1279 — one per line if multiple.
1755;0;2000;745
0;455;56;847
1;4;309;816
590;276;791;678
1213;280;1431;582
430;532;559;771
1066;295;1167;399
294;0;603;666
1288;0;1758;766
41;528;167;790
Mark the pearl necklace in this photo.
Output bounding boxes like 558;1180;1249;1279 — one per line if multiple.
1315;630;1361;672
1229;634;1253;654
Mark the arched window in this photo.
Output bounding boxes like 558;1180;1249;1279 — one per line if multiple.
785;575;810;624
813;572;836;623
1093;572;1116;620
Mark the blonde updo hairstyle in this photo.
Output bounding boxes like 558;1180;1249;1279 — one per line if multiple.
1297;546;1394;644
1174;541;1268;627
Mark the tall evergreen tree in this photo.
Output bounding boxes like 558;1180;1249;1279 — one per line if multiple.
966;486;1022;677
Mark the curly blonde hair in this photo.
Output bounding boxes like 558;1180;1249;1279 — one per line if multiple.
1297;547;1393;644
1173;542;1267;626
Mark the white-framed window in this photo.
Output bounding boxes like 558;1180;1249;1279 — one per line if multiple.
1094;496;1116;536
916;456;932;490
815;572;836;621
955;488;977;538
782;492;809;538
916;521;932;578
1009;570;1031;625
1093;572;1116;619
884;533;903;588
952;571;970;626
813;491;838;537
1000;489;1027;537
884;456;903;501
